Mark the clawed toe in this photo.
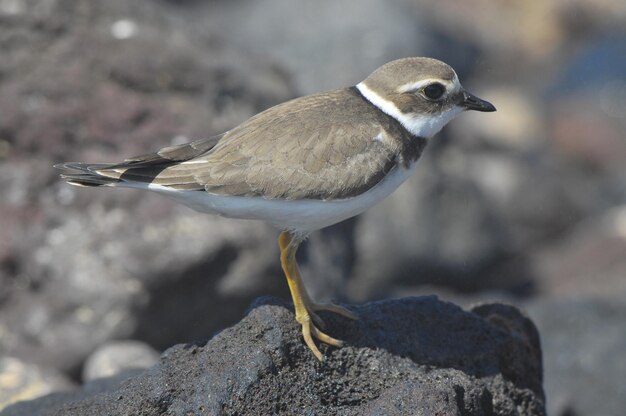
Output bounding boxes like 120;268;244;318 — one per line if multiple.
296;303;357;359
299;316;345;361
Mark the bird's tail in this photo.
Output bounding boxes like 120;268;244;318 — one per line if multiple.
54;162;122;187
55;135;224;189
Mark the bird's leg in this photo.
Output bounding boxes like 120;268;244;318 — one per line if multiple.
278;233;358;322
278;231;357;360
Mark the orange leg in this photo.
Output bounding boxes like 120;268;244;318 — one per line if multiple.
278;231;358;360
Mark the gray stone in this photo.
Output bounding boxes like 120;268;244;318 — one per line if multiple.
2;296;545;415
82;340;160;382
0;357;74;412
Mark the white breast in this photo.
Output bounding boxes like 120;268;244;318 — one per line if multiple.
127;162;418;234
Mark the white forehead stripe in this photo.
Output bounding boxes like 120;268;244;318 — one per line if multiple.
397;73;461;94
356;82;463;139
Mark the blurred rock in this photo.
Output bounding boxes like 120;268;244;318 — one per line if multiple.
411;0;626;67
526;298;626;416
551;103;626;170
349;148;530;301
82;340;160;382
2;296;545;416
531;206;626;298
297;219;357;301
411;1;564;63
0;357;74;412
547;35;626;172
0;0;296;375
189;0;425;94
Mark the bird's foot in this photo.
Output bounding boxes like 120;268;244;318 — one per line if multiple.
297;313;345;361
297;301;358;360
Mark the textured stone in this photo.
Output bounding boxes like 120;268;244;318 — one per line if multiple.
2;297;545;415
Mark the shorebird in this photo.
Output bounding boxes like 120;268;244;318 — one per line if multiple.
57;57;496;360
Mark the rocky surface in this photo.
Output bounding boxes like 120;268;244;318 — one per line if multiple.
2;296;545;416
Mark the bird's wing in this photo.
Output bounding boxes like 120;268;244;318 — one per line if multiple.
95;89;423;200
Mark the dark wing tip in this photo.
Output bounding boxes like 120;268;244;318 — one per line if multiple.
54;162;83;171
55;163;121;187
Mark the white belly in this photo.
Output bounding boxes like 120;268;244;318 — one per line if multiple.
129;163;417;234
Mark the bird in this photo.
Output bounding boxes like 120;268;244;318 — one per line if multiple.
56;57;496;361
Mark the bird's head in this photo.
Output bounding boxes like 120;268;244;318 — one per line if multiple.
356;57;496;139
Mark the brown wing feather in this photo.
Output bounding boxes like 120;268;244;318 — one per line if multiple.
152;88;424;200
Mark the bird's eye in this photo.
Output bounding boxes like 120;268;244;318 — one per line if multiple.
422;83;446;100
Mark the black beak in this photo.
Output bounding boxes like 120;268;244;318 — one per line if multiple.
462;91;496;112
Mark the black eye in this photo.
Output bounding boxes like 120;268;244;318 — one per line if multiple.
422;83;446;100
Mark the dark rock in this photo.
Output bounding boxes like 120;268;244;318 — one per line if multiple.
2;296;545;415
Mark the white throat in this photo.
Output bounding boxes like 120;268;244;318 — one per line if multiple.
356;82;462;139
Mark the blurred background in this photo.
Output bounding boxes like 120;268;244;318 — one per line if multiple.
1;0;625;414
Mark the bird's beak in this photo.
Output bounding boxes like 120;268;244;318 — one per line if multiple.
461;91;496;112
